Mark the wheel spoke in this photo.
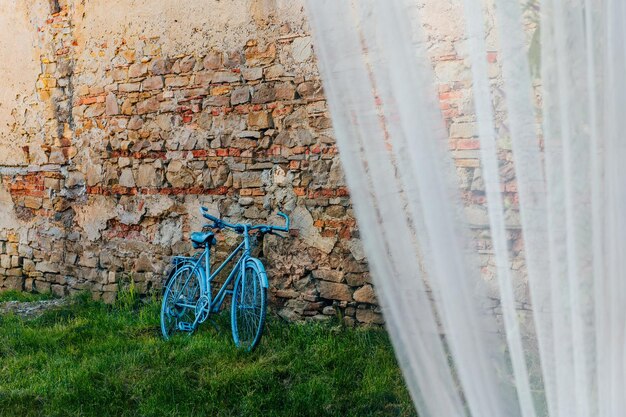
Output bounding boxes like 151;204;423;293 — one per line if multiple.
161;266;203;339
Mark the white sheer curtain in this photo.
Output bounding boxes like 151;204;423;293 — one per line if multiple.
306;0;619;416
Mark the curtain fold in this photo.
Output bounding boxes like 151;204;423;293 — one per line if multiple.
307;0;622;416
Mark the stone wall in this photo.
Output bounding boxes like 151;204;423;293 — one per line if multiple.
0;0;377;325
0;0;537;324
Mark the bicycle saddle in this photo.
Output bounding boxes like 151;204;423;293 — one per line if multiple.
190;231;217;249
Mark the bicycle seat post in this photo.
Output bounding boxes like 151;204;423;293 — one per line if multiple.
243;224;251;253
204;241;211;282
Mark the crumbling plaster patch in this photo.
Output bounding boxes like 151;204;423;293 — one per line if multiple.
74;195;116;241
0;183;23;230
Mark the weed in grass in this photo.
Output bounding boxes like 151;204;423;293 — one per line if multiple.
0;293;417;417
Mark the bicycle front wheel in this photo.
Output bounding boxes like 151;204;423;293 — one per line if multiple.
231;260;267;351
161;264;202;340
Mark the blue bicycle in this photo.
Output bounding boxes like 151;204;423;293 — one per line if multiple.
160;206;290;351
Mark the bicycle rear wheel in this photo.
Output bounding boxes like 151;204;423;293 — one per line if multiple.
231;260;267;351
161;264;202;339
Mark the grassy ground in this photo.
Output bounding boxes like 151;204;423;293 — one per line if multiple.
0;292;417;417
0;290;56;303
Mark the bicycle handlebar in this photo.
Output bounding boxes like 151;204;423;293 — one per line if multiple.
200;206;290;235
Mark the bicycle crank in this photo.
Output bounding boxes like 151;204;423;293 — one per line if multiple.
195;295;211;324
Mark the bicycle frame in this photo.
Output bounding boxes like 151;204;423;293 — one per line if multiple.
188;224;255;314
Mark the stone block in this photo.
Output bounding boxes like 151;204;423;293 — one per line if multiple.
178;56;196;73
211;85;231;96
248;111;273;129
127;116;143;130
78;253;99;268
86;164;103;187
242;67;263;81
6;268;22;277
84;104;105;118
345;273;367;287
212;71;240;83
231;86;250;105
264;64;284;79
0;254;11;269
151;58;172;75
119;83;140;93
275;82;296;100
128;62;148;78
142;76;164;91
110;67;128;81
203;51;222;70
194;71;213;86
353;285;377;304
322;306;336;315
165;76;190;87
136;97;160;114
252;84;276;104
355;308;384;325
449;122;477;138
233;171;263;188
119;168;135;187
121;98;134;115
4;276;23;290
312;269;344;283
203;96;230;107
105;92;119;115
317;281;352;302
22;258;35;272
274;289;299;299
134;253;153;273
291;36;312;62
245;43;276;66
237;131;261;139
296;81;324;100
36;261;59;273
136;164;160;187
33;280;51;294
165;160;194;188
50;284;66;297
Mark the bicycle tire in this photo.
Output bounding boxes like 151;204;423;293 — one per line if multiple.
231;259;267;351
161;264;202;340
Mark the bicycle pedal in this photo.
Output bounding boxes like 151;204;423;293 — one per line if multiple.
178;321;194;332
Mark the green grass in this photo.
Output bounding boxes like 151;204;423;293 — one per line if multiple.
0;290;55;303
0;293;416;417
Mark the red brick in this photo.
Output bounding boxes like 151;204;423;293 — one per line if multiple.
81;96;99;105
439;90;464;100
456;139;480;150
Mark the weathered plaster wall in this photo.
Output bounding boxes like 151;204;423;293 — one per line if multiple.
0;0;377;325
0;0;534;324
0;1;50;166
